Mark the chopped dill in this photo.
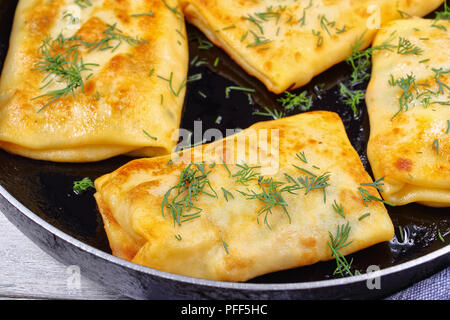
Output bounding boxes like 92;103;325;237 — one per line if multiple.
73;177;95;194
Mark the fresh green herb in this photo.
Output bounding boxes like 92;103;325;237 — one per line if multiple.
358;186;395;207
432;139;439;155
238;177;290;230
143;129;157;140
222;240;230;254
360;177;386;192
312;30;323;47
319;15;336;37
296;152;307;164
345;33;396;85
277;90;313;111
253;106;284;119
32;35;99;112
198;90;207;99
298;0;313;26
82;23;148;53
397;37;423;55
432;67;450;95
388;73;417;120
74;0;92;8
225;86;256;98
197;38;214;50
187;73;202;83
73;177;95;194
63;11;80;24
358;213;371;221
161;162;218;227
293;167;331;203
328;222;357;277
240;31;249;42
221;187;234;202
132;10;154;18
431;1;449;31
438;231;445;243
398;226;405;243
232;163;261;185
220;159;232;178
158;72;186;97
161;0;183;17
397;10;412;18
246;30;272;47
339;83;364;117
213;57;220;67
332;200;345;218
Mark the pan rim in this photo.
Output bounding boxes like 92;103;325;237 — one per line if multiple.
0;184;448;292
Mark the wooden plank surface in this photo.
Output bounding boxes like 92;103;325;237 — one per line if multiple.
0;211;129;300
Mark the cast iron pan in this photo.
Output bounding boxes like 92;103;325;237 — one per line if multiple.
0;0;448;299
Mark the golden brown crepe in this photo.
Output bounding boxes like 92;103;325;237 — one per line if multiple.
94;111;394;281
0;0;188;162
366;18;450;207
180;0;444;94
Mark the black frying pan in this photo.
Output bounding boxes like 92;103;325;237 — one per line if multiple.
0;0;448;299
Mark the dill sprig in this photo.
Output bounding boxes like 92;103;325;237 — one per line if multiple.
432;139;439;155
131;10;154;18
358;186;395;207
246;30;272;47
312;30;323;47
221;187;234;202
432;68;450;95
161;162;218;227
294;167;331;203
277;90;313;111
388;73;417;120
237;177;290;230
345;32;396;85
360;177;386;192
296;152;307;164
339;83;364;117
222;240;230;254
252;106;284;119
232;163;261;186
358;213;371;221
143;129;157;140
74;0;92;8
225;86;255;98
33;34;98;112
157;72;186;97
73;177;95;194
328;222;358;277
81;23;148;53
397;37;423;55
431;1;449;31
332;200;345;218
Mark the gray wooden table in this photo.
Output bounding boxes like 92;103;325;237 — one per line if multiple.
0;211;129;300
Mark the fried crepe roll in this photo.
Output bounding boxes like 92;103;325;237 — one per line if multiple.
366;18;450;207
180;0;443;94
0;0;188;162
94;111;394;281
